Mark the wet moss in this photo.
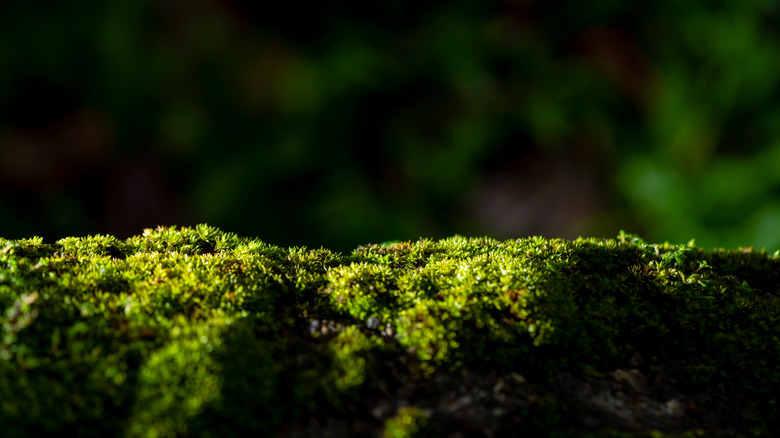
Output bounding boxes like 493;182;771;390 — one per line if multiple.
0;225;778;437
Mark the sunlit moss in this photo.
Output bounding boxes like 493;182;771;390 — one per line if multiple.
382;406;430;438
0;225;778;437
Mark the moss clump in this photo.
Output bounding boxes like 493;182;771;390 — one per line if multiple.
382;406;430;438
0;225;778;437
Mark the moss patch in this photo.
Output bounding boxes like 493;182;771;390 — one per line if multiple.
0;225;778;437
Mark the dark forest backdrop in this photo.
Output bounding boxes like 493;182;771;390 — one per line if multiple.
2;0;780;252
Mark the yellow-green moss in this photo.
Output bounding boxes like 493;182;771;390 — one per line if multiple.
0;225;778;436
382;406;430;438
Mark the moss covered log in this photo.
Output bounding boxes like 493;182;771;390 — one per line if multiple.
1;225;778;437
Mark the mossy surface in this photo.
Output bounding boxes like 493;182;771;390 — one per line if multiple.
1;225;778;437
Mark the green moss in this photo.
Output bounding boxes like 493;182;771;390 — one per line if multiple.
382;406;430;438
0;225;778;436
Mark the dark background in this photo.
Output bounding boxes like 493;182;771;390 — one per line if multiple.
2;0;780;252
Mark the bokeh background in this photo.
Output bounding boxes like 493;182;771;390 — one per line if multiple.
2;0;780;252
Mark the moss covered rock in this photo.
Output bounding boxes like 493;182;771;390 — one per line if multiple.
0;225;778;437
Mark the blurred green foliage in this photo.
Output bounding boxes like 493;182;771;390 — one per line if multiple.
1;1;780;251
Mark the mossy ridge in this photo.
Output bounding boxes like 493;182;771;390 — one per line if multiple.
0;225;778;437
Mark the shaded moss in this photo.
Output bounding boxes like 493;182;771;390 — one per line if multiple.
0;225;778;437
